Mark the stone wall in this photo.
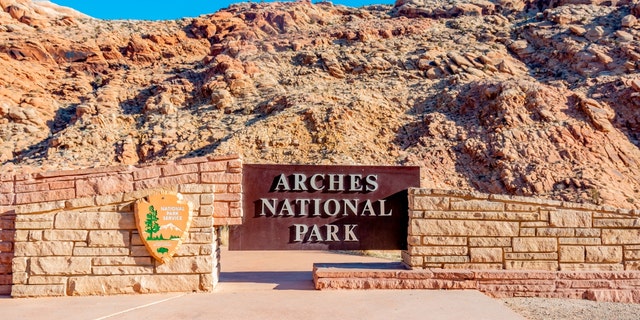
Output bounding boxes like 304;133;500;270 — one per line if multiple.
406;189;640;271
0;155;242;297
313;188;640;302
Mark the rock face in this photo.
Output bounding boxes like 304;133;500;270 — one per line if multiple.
1;0;640;208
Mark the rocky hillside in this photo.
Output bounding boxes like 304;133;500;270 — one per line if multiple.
1;0;640;208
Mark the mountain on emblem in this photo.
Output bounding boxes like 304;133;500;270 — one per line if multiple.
134;193;193;263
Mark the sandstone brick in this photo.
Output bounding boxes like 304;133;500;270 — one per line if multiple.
575;228;601;237
469;237;511;247
175;244;205;256
190;216;213;228
13;271;28;284
68;274;201;295
229;208;242;218
560;246;585;263
559;263;624;271
424;256;469;263
92;257;153;266
133;167;162;181
505;261;558;271
512;238;557;253
49;181;75;190
586;246;623;263
72;247;129;256
505;203;541;212
187;232;213;244
64;197;96;209
155;256;213;274
228;184;242;193
94;193;126;206
505;253;558;260
201;173;241;184
15;201;65;214
161;164;199;177
602;229;640;245
92;266;154;275
179;184;215;194
212;202;229;217
200;273;216;291
43;230;88;241
412;197;449;210
200;194;214;205
536;228;575;237
16;189;75;205
14;241;73;257
27;276;68;285
15;182;50;193
214;193;241;202
412;220;519;237
158;174;199;188
410;246;467;256
199;161;227;172
75;175;133;198
30;257;91;275
520;228;536;237
0;192;14;206
625;262;640;270
450;200;504;211
624;249;640;260
560;238;601;245
54;212;135;229
550;210;592;228
594;218;640;228
423;236;467;246
584;289;640;303
87;230;130;247
11;284;66;297
470;248;503;263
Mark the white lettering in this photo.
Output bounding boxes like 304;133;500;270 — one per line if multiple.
328;174;345;191
308;224;323;241
278;198;294;216
295;199;311;216
343;199;358;216
365;175;378;192
344;224;358;241
324;199;340;216
310;174;324;191
293;224;308;242
274;173;290;191
379;199;392;216
349;174;363;191
326;224;339;241
293;173;307;191
260;198;277;216
361;199;376;216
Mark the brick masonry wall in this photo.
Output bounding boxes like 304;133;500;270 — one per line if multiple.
0;155;242;297
406;189;640;271
313;188;640;302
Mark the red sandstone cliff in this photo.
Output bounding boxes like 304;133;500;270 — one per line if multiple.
1;0;640;208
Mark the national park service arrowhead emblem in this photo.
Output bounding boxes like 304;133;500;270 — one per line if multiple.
134;193;193;263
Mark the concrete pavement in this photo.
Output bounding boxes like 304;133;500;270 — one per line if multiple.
0;249;524;319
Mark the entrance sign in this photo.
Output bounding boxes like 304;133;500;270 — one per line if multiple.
230;164;420;250
134;193;193;263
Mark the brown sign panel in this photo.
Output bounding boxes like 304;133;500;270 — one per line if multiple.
134;193;193;263
229;164;420;250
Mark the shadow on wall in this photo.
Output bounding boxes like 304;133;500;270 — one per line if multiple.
0;210;15;296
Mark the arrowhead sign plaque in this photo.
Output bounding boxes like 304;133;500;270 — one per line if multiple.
134;193;193;263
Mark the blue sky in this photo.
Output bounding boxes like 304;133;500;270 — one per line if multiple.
51;1;392;20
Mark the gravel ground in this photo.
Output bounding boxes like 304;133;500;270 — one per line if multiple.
501;298;640;320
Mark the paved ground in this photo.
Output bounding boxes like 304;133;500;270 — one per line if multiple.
0;249;524;320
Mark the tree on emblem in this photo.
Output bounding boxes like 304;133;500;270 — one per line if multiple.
145;205;160;240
